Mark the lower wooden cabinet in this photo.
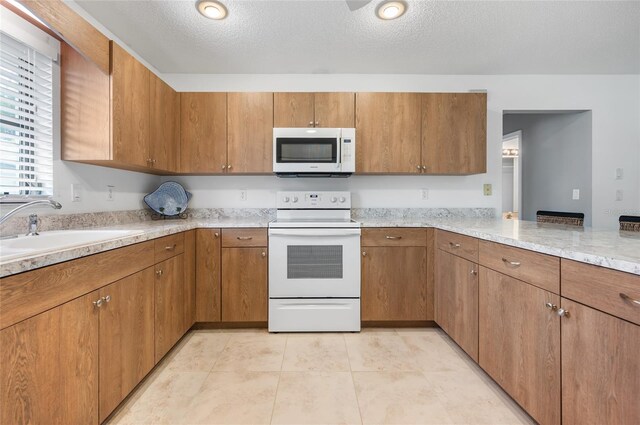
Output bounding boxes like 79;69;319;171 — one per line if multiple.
184;230;196;331
560;298;640;425
99;267;155;422
0;291;99;425
361;246;427;321
435;249;478;360
479;267;561;425
221;247;268;322
154;254;186;363
195;229;222;321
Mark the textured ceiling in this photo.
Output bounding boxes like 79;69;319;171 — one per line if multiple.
75;0;640;74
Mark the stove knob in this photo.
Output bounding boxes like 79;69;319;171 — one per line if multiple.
292;196;299;203
339;196;346;203
283;196;290;203
330;197;337;203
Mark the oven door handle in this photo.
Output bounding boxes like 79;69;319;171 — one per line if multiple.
268;229;361;237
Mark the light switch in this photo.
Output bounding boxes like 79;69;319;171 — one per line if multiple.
71;183;83;202
616;168;624;180
572;189;580;200
616;190;624;201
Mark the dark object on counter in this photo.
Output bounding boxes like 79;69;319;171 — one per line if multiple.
619;215;640;232
144;181;192;217
536;210;584;227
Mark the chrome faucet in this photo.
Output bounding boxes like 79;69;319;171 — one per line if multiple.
0;200;62;235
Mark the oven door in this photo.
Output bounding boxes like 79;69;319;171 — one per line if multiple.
268;228;361;298
273;128;342;173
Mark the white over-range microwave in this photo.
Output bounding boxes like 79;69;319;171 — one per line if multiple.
272;128;356;177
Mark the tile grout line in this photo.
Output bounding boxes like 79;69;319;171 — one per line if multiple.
269;334;288;425
344;333;364;425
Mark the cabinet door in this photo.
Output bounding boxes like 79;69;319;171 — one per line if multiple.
111;42;150;168
196;229;222;322
1;291;99;425
155;254;186;362
222;247;268;322
479;267;560;425
422;93;486;174
314;92;355;128
227;92;274;173
361;246;427;321
184;230;196;331
355;92;422;173
561;298;640;425
99;267;154;422
434;249;478;360
274;92;314;127
150;73;179;172
180;92;227;173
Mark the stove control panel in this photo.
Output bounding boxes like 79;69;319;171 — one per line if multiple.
277;191;351;209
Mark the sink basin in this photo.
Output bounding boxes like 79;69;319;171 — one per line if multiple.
0;229;144;261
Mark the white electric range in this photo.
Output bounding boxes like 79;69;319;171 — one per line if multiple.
268;191;361;332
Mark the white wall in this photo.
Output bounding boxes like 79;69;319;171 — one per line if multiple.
163;74;640;229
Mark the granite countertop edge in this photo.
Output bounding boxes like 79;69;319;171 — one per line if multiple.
1;218;639;278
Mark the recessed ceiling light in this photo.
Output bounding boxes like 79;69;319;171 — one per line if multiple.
197;0;227;20
376;1;406;20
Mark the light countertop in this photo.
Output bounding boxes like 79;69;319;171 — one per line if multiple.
1;217;639;278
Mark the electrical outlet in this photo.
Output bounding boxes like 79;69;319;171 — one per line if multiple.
616;168;624;180
240;189;248;201
71;183;83;202
421;189;429;200
616;190;624;201
483;184;492;196
107;185;114;201
572;189;580;200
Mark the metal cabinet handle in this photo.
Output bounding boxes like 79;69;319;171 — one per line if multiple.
385;236;402;240
227;165;232;170
422;165;427;171
165;244;176;251
470;269;477;275
156;269;164;276
308;121;314;127
261;251;266;257
315;121;319;127
214;232;220;238
222;165;226;170
146;158;153;164
545;302;558;311
237;236;253;240
449;242;461;248
93;299;103;308
556;308;570;318
362;251;367;257
416;165;422;171
620;293;640;306
502;258;521;267
102;295;111;303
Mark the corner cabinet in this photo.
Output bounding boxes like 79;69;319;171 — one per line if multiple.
62;41;180;174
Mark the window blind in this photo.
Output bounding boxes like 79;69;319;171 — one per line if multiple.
0;31;54;198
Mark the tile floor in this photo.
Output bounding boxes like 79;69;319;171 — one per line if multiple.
107;328;535;425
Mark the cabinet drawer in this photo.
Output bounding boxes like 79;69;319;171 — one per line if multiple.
154;233;185;263
562;260;640;326
222;228;268;247
436;230;478;262
361;228;426;247
479;240;559;294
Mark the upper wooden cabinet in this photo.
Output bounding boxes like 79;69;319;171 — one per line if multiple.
227;92;274;173
355;92;422;173
274;92;355;128
180;92;227;173
422;93;487;174
150;73;180;172
110;42;150;169
62;41;180;173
